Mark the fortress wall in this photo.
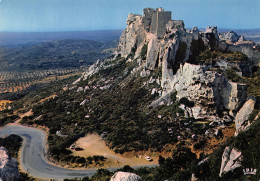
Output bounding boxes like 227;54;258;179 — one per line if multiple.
143;8;172;38
150;13;158;34
157;11;171;38
143;8;156;32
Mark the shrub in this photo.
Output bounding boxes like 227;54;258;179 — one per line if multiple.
117;165;134;173
171;147;197;169
91;168;112;181
0;115;19;126
141;44;147;60
0;135;22;158
179;97;195;107
193;139;207;150
170;91;177;102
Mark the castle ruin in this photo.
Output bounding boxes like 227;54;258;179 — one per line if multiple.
142;8;171;38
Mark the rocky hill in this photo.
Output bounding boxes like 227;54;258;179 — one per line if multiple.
6;8;260;180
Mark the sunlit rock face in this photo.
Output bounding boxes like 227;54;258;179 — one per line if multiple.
169;63;247;119
219;31;239;43
234;98;255;135
110;171;142;181
219;147;242;177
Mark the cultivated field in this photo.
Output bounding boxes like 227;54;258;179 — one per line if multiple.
0;68;82;94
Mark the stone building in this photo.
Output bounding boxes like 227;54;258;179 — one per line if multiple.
143;8;171;38
142;8;156;31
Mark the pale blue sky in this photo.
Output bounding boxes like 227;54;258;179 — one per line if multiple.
0;0;259;32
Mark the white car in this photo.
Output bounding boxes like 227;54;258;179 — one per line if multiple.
145;156;153;161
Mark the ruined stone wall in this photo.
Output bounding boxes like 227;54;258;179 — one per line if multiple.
150;11;171;38
150;13;158;34
143;8;156;32
157;11;171;38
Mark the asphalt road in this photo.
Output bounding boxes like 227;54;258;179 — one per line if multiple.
0;124;97;180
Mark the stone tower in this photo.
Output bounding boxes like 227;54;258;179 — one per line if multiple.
143;8;171;38
142;8;157;31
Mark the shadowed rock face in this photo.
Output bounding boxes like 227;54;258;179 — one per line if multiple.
0;147;20;181
110;171;142;181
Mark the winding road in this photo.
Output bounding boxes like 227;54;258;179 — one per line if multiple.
0;124;97;180
0;124;158;180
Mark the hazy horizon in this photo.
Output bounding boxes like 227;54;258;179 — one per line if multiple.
1;28;260;33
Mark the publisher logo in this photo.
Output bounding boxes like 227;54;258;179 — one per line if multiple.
243;168;257;175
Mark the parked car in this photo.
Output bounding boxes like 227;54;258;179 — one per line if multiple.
145;156;153;161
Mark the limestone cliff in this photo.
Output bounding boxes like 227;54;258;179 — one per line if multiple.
115;8;258;122
110;171;142;181
77;7;259;124
117;9;220;93
118;13;146;58
0;147;20;181
170;63;247;119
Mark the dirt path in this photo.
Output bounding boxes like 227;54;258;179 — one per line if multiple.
15;109;33;123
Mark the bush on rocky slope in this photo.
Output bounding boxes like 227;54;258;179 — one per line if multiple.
194;117;259;180
19;56;212;163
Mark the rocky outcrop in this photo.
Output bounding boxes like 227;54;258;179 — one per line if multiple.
73;59;103;83
219;147;242;177
234;98;255;135
0;147;20;181
169;63;247;119
227;44;260;67
110;171;142;181
238;35;246;42
76;57;118;82
218;32;258;67
201;26;219;50
159;20;193;92
146;34;159;69
219;31;239;43
118;14;146;58
78;8;253;122
115;8;255;108
118;8;215;92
